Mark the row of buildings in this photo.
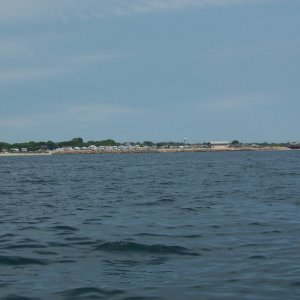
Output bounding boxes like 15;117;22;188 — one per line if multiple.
1;141;232;153
52;141;231;153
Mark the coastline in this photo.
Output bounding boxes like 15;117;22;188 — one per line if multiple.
0;146;293;157
0;152;52;157
50;146;291;155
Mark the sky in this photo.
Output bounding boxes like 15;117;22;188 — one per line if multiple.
0;0;299;143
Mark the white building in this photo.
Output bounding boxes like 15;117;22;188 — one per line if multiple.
208;141;230;149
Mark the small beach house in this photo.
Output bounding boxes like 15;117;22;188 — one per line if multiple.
208;141;230;150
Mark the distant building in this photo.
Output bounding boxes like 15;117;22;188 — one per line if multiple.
21;148;28;152
208;141;230;149
88;145;97;150
10;148;20;152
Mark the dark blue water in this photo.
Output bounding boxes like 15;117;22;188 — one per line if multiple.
1;151;300;300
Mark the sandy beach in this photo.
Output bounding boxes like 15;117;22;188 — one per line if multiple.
0;152;52;157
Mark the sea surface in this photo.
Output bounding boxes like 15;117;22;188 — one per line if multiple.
0;151;300;300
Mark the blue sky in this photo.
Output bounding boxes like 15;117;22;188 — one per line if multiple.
0;0;299;143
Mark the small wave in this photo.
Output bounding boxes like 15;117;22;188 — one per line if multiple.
240;243;261;248
17;226;37;231
20;178;56;184
47;242;71;248
63;237;98;245
0;283;11;288
226;278;240;283
249;222;268;227
50;226;78;232
34;250;58;256
43;204;55;208
71;241;99;246
208;225;220;229
0;255;48;266
55;259;76;264
261;230;282;235
0;234;16;239
135;233;168;237
122;297;159;300
0;191;13;196
57;287;124;299
2;244;47;250
84;218;102;222
248;255;267;260
290;281;300;287
63;237;90;241
181;207;198;212
94;241;199;256
175;234;202;238
0;295;40;300
35;216;51;221
159;181;174;185
141;198;175;206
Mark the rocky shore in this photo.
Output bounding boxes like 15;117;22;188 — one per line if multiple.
50;146;290;155
0;146;292;157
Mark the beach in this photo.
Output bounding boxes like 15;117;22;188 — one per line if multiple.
0;152;52;157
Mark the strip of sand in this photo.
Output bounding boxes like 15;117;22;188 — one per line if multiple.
0;152;52;157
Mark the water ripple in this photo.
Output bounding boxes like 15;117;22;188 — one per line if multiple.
94;241;199;256
1;151;300;299
57;287;124;300
0;255;48;266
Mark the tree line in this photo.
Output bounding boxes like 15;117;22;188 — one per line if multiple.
0;137;192;152
0;138;119;152
1;138;287;152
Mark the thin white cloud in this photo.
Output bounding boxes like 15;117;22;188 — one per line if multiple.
0;117;34;128
68;104;138;122
68;52;122;64
0;40;31;57
197;93;274;111
0;103;138;129
0;0;275;23
0;50;121;83
0;36;69;82
0;67;69;82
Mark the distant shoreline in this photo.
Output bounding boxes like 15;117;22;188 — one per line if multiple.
0;152;52;157
0;146;294;157
50;146;291;155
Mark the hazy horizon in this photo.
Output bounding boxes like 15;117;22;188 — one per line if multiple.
0;137;296;145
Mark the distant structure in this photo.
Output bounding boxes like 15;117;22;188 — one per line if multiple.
287;142;300;149
183;138;187;145
208;141;230;150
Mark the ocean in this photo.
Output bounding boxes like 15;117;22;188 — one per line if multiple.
0;151;300;299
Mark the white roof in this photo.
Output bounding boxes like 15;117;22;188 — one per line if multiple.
209;141;229;145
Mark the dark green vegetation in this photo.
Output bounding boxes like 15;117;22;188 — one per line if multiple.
0;138;191;152
0;138;289;152
0;138;119;152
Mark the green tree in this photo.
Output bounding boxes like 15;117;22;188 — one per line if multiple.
0;142;11;151
231;140;240;146
143;141;154;147
46;141;58;150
